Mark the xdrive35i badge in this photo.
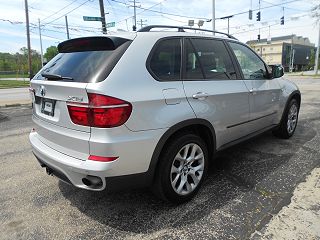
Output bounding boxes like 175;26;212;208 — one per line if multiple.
67;96;84;102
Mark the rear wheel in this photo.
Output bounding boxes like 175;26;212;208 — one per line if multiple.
153;133;208;204
273;98;299;139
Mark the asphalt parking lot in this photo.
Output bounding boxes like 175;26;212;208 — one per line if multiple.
1;77;320;240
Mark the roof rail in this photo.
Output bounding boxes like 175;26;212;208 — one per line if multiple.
138;25;238;40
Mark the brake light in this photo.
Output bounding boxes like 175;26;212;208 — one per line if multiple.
88;155;118;162
67;93;132;128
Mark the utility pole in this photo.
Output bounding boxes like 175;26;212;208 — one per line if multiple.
99;0;107;34
38;19;44;67
24;0;32;79
133;0;137;31
65;15;70;39
212;0;215;35
128;0;138;31
139;19;147;29
315;22;320;75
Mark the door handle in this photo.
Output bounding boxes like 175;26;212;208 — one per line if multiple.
192;92;209;100
249;88;257;94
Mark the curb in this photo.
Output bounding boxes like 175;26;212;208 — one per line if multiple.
0;103;32;109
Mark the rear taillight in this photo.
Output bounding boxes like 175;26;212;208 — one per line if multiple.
67;93;132;128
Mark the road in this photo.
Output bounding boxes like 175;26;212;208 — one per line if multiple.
0;88;30;107
0;78;319;240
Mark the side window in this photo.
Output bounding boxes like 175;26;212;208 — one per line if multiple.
185;39;204;79
149;38;181;81
229;42;268;80
185;38;236;80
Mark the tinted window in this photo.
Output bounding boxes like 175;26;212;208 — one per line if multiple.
185;39;204;79
35;40;131;83
149;39;181;81
229;42;268;80
185;38;236;80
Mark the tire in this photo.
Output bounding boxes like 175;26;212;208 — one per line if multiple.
153;133;209;204
273;98;299;139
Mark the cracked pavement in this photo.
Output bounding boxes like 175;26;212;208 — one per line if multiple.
0;77;319;240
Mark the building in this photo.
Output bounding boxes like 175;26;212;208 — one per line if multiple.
247;35;315;72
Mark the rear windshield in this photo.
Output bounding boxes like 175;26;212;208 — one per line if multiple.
34;37;131;83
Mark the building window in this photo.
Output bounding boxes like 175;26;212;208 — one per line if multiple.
270;47;273;51
263;48;265;51
257;49;260;52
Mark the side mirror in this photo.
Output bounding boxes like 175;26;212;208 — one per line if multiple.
270;64;284;79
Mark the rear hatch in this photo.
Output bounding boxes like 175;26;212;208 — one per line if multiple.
30;36;133;159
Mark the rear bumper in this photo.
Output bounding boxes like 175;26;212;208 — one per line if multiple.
30;131;112;190
29;126;166;191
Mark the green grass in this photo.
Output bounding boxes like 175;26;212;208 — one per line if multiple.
0;80;30;89
0;74;29;79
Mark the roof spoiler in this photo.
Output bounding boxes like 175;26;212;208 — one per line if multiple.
58;36;130;53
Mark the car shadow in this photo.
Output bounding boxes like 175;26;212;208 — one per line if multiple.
59;121;316;235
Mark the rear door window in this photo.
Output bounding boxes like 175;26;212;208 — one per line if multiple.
185;38;237;80
148;38;181;81
34;37;131;83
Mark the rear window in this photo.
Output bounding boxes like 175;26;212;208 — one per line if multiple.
34;37;131;83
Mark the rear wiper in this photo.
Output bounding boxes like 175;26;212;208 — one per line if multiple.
41;73;73;80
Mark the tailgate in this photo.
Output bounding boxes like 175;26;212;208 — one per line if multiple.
30;80;90;132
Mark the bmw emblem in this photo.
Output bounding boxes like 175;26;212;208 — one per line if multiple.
40;86;46;97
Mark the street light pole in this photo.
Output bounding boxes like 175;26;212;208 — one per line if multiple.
38;18;44;67
212;0;215;35
24;0;32;79
315;22;320;75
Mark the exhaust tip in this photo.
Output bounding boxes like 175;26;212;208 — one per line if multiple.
82;175;103;188
46;167;53;175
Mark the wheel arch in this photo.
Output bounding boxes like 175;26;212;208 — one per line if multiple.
147;118;217;183
281;90;301;120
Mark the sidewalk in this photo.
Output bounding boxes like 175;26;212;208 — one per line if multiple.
0;77;29;81
0;88;31;107
252;168;320;239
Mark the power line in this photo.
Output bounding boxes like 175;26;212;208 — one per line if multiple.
30;29;64;41
111;0;302;21
42;0;92;26
41;0;79;22
261;0;310;12
111;0;209;20
232;14;309;35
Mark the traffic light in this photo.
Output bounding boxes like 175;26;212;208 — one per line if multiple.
256;11;261;21
257;34;260;41
249;10;252;20
280;16;284;25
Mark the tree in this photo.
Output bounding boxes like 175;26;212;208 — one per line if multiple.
44;46;58;62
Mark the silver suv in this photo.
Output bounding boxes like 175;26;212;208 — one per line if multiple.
29;25;300;203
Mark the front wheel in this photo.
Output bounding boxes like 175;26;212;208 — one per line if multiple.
153;133;209;204
273;98;299;139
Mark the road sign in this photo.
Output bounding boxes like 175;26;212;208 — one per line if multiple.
83;16;102;21
106;22;115;28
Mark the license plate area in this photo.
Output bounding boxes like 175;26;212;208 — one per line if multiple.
41;98;56;116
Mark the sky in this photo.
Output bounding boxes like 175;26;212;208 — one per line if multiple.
0;0;319;54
